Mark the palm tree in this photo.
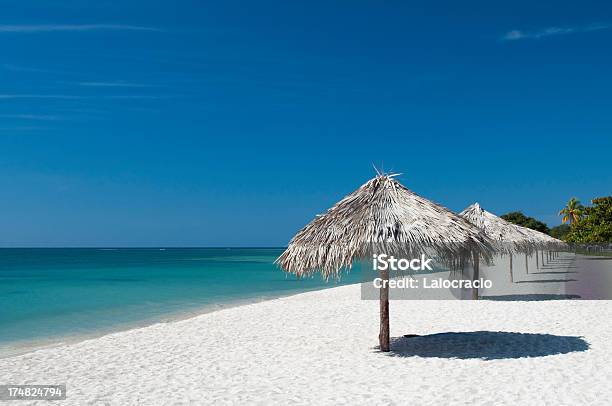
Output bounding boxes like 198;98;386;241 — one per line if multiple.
559;198;584;225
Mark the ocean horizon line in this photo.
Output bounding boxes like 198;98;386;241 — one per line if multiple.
0;246;288;250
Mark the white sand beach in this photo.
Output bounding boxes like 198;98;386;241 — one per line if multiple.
1;254;611;405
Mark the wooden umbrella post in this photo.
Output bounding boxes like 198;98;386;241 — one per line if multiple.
509;253;514;283
379;268;390;352
525;253;529;274
536;249;539;269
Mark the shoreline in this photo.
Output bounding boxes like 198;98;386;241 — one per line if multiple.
0;281;356;359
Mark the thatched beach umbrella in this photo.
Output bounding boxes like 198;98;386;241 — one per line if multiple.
459;203;538;283
276;174;496;352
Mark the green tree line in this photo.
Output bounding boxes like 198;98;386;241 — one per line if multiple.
500;196;612;243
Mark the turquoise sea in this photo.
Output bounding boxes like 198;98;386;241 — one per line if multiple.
0;248;359;356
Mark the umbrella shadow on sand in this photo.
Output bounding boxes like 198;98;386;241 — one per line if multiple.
481;294;581;301
384;331;589;360
515;279;578;283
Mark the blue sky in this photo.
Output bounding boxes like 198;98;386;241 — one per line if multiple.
1;1;611;247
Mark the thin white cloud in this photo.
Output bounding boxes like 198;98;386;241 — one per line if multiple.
0;94;172;99
0;94;85;99
78;81;159;88
0;24;160;33
1;63;50;73
103;95;168;99
0;126;45;132
502;23;610;40
0;114;63;121
2;64;84;76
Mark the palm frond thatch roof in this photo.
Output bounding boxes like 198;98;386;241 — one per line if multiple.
459;203;537;254
276;175;497;279
518;226;567;251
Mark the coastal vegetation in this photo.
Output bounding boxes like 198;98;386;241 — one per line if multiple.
500;212;550;234
564;197;612;243
501;197;612;243
559;198;585;225
549;224;571;240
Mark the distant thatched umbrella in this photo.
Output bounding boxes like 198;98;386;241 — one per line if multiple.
523;227;566;250
515;226;567;265
276;174;496;352
459;203;538;282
